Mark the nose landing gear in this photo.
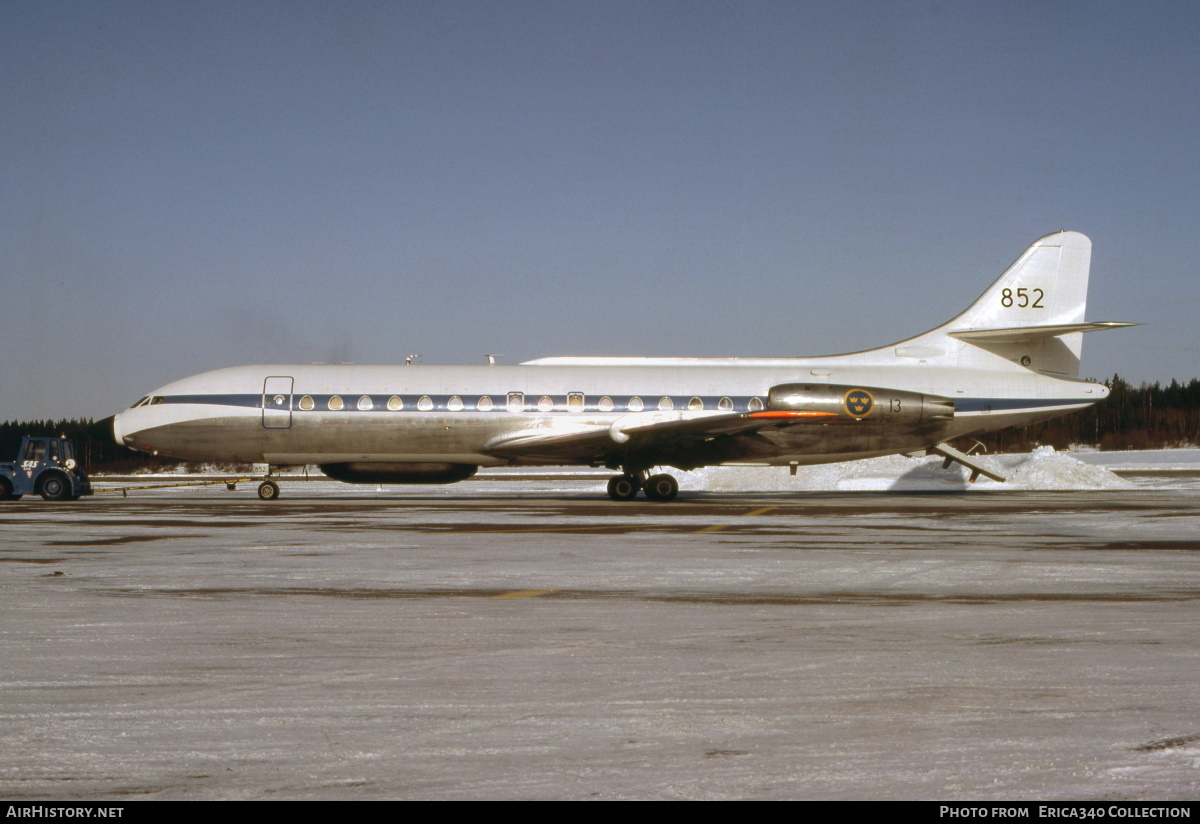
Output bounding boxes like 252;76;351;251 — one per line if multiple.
606;470;679;502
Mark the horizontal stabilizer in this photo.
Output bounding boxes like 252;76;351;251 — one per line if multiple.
928;443;1006;483
949;322;1138;343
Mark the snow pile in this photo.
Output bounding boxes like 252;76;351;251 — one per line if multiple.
985;445;1134;490
676;446;1133;492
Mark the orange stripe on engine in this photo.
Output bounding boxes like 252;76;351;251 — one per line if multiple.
748;410;839;418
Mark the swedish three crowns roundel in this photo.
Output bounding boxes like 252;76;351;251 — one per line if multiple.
843;389;874;418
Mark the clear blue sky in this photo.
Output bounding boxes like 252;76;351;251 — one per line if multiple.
3;0;1197;421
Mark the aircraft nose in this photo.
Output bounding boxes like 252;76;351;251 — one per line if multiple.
90;415;118;444
107;413;126;446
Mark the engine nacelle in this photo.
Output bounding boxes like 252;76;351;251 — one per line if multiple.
319;462;478;485
767;383;953;424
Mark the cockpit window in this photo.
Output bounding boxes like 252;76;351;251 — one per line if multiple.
150;397;164;405
129;397;150;409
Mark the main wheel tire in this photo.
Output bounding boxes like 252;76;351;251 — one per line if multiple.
643;473;679;502
606;475;640;501
257;480;280;500
0;477;18;501
38;474;69;501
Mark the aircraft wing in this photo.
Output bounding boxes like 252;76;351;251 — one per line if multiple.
483;410;839;465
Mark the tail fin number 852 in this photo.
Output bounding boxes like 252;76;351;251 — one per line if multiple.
1001;287;1044;308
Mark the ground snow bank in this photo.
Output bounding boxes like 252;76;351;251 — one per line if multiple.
677;446;1132;492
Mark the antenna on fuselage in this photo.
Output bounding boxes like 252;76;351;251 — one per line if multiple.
486;354;503;364
405;354;421;365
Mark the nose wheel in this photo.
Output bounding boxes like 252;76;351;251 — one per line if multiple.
606;471;678;502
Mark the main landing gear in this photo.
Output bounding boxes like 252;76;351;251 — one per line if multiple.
606;471;679;502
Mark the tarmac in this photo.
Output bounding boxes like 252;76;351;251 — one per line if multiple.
2;480;1199;799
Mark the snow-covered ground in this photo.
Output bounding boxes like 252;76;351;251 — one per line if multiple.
490;447;1199;494
680;446;1200;493
674;446;1144;493
104;448;1200;496
8;471;1200;800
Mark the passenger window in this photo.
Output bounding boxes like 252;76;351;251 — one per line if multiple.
418;395;434;411
387;396;403;411
477;396;494;411
299;395;315;411
719;397;734;411
688;397;704;411
658;397;674;411
357;395;373;411
748;397;764;412
537;396;554;412
328;396;344;411
598;396;614;412
448;396;464;411
568;393;584;412
507;393;524;412
627;397;644;412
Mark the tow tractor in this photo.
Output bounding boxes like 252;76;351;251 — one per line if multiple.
0;436;94;501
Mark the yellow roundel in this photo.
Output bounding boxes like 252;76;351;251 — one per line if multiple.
843;389;874;417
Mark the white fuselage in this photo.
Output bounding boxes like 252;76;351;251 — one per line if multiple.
112;358;1105;468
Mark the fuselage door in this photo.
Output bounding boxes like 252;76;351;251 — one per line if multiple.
262;376;294;429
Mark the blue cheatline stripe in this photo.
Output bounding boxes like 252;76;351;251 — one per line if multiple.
954;398;1090;413
160;393;765;414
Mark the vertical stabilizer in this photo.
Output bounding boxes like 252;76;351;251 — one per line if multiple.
945;231;1092;331
936;231;1094;378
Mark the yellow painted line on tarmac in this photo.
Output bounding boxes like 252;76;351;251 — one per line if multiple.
491;589;557;600
697;506;777;533
434;524;652;534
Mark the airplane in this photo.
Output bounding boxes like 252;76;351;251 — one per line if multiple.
107;231;1135;500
